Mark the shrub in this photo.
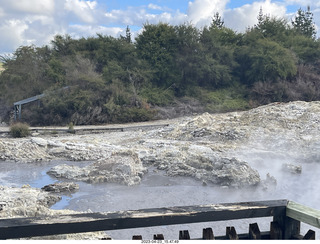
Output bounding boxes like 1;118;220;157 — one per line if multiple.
10;122;31;138
190;85;250;113
140;86;174;106
67;122;75;134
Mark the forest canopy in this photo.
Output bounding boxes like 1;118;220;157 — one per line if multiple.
1;7;320;126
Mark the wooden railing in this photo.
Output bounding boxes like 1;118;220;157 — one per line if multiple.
0;199;319;240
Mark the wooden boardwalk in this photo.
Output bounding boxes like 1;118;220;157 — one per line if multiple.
0;200;319;240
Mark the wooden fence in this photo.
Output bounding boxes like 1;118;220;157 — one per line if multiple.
0;199;319;240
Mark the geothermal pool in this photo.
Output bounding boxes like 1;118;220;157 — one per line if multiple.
0;159;319;239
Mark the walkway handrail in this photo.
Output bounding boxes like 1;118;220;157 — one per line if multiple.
0;199;319;240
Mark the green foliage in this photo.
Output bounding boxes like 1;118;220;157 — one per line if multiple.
286;35;320;64
136;23;179;87
292;7;316;39
255;8;289;42
67;122;75;134
140;86;175;106
210;12;224;29
190;85;250;112
236;38;297;85
9;123;31;138
0;7;319;125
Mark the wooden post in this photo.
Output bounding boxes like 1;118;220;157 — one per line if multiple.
303;230;315;240
226;226;238;240
202;228;214;240
270;221;282;239
179;230;190;240
132;235;142;240
153;234;164;240
249;223;261;239
273;200;300;239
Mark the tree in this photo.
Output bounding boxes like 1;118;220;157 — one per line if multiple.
199;25;239;88
292;6;316;39
174;23;201;93
135;23;179;88
51;34;76;56
210;12;224;29
236;39;297;85
254;8;289;42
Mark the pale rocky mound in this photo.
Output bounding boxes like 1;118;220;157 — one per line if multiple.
160;101;320;162
48;150;147;186
140;144;260;187
0;185;111;240
0;138;51;162
0;185;62;218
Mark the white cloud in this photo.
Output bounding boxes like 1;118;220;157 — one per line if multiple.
224;0;287;33
148;4;163;11
64;0;98;23
0;0;55;15
104;6;187;26
0;19;29;52
285;0;320;7
69;24;123;38
187;0;229;27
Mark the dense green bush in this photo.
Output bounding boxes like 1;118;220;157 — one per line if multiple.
191;85;250;112
140;86;175;106
10;123;31;138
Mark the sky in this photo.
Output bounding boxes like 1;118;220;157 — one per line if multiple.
0;0;319;55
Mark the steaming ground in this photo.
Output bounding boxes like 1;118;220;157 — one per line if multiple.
1;101;320;239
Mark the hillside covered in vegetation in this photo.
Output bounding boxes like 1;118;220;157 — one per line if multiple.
1;8;320;126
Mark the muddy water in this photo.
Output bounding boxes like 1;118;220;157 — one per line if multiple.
0;160;319;239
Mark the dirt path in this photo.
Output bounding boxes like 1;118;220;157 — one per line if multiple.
0;118;181;135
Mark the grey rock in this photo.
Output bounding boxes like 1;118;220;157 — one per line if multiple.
42;182;79;193
282;163;302;174
48;150;147;186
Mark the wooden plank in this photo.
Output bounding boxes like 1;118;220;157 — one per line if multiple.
249;223;261;239
202;228;214;240
0;200;288;240
303;230;315;240
226;226;238;240
179;230;190;240
286;201;320;230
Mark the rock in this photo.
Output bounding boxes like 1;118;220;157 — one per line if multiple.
282;163;302;174
48;150;147;186
141;145;260;188
0;185;62;218
0;185;111;240
42;182;79;193
31;137;48;147
261;173;277;191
